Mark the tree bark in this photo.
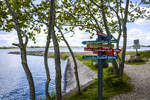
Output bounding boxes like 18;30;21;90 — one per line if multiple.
21;47;36;100
100;0;120;75
56;26;81;94
44;30;51;100
48;0;62;100
30;1;51;99
5;0;35;99
119;0;130;76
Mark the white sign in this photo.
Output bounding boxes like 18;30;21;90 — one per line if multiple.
133;39;140;49
141;0;150;4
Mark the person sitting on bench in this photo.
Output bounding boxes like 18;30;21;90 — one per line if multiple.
96;30;112;40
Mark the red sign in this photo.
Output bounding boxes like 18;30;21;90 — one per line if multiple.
93;51;114;56
84;48;121;53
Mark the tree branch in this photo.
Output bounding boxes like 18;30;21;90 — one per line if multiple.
100;0;111;35
129;1;142;13
90;0;101;9
12;43;20;47
30;0;48;26
83;0;101;31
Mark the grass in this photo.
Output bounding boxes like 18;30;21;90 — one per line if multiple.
117;50;150;65
0;46;17;49
65;73;131;100
32;51;133;100
126;50;150;60
64;55;132;100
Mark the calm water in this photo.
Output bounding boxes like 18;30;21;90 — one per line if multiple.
0;47;149;100
0;49;68;100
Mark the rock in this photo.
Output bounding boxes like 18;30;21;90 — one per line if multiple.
126;55;143;62
135;56;142;62
63;56;97;94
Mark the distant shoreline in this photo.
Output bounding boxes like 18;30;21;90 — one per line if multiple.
0;46;84;49
1;45;150;49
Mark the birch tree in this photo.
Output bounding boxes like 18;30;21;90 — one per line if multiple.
60;0;149;76
0;0;38;99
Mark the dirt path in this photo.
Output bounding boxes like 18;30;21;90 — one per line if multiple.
111;60;150;100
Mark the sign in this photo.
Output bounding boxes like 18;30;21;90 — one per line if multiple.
82;40;118;44
83;56;118;59
93;51;114;56
84;48;121;53
82;32;121;100
141;0;150;4
133;39;140;49
87;44;114;48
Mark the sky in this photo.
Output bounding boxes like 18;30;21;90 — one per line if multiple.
0;18;150;47
0;0;150;47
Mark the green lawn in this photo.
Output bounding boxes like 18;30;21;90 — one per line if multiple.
126;50;150;60
64;55;132;100
118;50;150;65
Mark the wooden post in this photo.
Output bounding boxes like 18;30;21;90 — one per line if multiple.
98;35;103;100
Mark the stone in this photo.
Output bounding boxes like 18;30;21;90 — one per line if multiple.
126;55;143;62
63;56;97;94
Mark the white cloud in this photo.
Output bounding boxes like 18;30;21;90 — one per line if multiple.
0;25;150;47
135;18;150;25
127;28;150;46
59;27;96;46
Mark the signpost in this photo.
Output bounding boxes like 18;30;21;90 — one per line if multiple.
84;48;121;53
82;40;118;44
133;39;140;56
83;56;118;59
82;33;121;100
87;44;114;48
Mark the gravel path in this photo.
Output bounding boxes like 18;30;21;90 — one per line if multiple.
111;60;150;100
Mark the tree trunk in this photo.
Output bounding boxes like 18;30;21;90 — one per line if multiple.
100;0;120;75
112;60;119;75
119;0;130;76
52;31;62;100
48;0;62;100
44;34;51;100
57;26;81;94
5;0;35;99
119;26;127;76
21;47;36;100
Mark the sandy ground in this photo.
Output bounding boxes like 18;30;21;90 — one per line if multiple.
110;60;150;100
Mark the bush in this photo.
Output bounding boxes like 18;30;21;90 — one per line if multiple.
103;67;124;88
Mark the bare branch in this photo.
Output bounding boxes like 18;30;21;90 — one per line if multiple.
32;17;48;25
90;0;101;8
12;43;20;47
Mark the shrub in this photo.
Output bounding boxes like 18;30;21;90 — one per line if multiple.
103;67;124;88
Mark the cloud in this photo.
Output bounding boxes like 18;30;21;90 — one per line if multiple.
135;18;150;25
0;25;150;47
0;33;18;46
127;28;150;45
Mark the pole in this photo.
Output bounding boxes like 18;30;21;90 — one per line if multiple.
136;48;138;56
98;35;103;100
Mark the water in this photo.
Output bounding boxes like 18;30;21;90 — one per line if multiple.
126;47;150;52
0;49;67;100
0;47;149;100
